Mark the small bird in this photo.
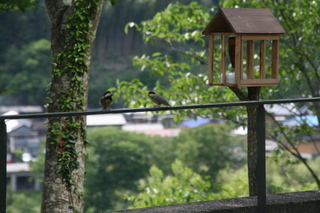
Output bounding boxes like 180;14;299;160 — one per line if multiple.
148;91;171;107
99;91;113;111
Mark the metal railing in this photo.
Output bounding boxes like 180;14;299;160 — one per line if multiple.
1;97;320;213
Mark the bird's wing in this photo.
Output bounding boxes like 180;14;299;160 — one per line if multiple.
158;95;170;106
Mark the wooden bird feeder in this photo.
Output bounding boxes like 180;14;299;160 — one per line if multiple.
202;8;285;87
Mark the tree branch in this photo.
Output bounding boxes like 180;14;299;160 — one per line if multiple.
167;40;207;65
228;87;248;101
266;111;320;189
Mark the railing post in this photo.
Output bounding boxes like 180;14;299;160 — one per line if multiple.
257;104;266;212
0;119;7;213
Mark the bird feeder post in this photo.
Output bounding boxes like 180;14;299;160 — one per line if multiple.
208;34;214;85
260;40;266;79
220;34;226;84
234;35;242;86
246;40;254;79
202;8;285;87
272;39;279;79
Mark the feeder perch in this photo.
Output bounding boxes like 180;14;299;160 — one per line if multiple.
202;8;285;87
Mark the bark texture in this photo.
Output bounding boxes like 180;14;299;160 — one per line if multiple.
246;87;260;196
229;86;261;196
41;1;103;212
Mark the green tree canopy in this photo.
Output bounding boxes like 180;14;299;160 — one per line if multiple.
84;127;154;212
127;159;248;209
173;123;245;178
0;0;39;13
83;123;245;211
0;39;51;104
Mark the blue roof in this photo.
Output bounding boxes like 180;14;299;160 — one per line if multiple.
181;117;216;128
282;115;318;127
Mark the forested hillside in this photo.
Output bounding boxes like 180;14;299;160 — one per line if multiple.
0;0;218;108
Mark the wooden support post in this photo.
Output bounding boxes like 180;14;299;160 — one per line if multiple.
247;40;254;79
221;34;226;84
260;40;266;79
235;36;242;85
272;40;279;79
208;34;214;84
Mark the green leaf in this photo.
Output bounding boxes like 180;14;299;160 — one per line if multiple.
152;52;162;57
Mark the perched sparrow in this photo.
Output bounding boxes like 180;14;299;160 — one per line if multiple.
148;91;171;107
99;91;113;110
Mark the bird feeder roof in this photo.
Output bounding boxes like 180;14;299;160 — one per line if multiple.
202;8;285;35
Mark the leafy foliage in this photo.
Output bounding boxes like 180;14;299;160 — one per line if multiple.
222;0;320;188
173;123;246;177
126;2;208;47
0;39;51;104
127;159;249;209
127;160;217;208
119;0;320;189
4;0;320;211
265;155;320;193
84;127;154;212
127;155;319;209
27;124;319;211
0;0;174;105
6;188;41;213
0;0;40;12
120;2;247;123
83;123;245;211
223;0;320;100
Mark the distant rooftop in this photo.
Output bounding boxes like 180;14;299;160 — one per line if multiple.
7;162;31;173
127;128;181;137
264;103;310;116
87;114;127;126
122;123;164;131
0;105;43;114
180;117;219;128
282;115;318;127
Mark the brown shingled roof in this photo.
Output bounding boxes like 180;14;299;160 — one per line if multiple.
202;8;285;35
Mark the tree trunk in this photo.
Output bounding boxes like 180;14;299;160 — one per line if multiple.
41;1;103;212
